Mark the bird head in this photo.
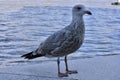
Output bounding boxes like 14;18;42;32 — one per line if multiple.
72;4;92;16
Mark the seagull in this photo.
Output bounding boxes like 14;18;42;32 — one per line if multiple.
21;4;92;77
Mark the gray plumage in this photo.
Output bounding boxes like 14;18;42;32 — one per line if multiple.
22;4;92;77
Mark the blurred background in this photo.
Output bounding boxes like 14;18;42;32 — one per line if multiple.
0;0;120;67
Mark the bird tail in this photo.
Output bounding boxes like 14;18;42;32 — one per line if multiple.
21;49;44;59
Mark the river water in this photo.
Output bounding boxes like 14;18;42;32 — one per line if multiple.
0;6;120;67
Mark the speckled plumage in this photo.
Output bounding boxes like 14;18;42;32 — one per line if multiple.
39;17;85;57
22;4;92;77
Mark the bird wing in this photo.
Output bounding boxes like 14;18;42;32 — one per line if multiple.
37;28;71;55
38;28;80;57
51;30;80;56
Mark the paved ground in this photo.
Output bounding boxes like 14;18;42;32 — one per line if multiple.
0;55;120;80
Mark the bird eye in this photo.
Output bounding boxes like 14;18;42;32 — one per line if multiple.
77;7;82;10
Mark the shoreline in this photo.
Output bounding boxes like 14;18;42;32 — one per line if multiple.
0;55;120;80
0;0;120;80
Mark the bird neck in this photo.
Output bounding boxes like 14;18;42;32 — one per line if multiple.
72;15;84;24
64;15;85;36
65;15;85;33
70;15;84;30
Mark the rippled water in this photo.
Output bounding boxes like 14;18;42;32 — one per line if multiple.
0;6;120;66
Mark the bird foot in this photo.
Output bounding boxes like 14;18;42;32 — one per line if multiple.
66;70;78;74
58;72;68;77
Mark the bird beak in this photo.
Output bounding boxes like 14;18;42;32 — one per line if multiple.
84;10;92;15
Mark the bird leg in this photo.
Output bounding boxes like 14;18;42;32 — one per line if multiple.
57;57;68;77
64;56;78;74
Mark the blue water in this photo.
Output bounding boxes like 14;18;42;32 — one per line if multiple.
0;6;120;66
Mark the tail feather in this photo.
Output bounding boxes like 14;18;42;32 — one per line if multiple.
21;51;43;59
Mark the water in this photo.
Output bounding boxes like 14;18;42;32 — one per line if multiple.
0;6;120;67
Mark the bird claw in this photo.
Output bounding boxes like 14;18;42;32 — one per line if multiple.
58;73;68;77
66;70;78;74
